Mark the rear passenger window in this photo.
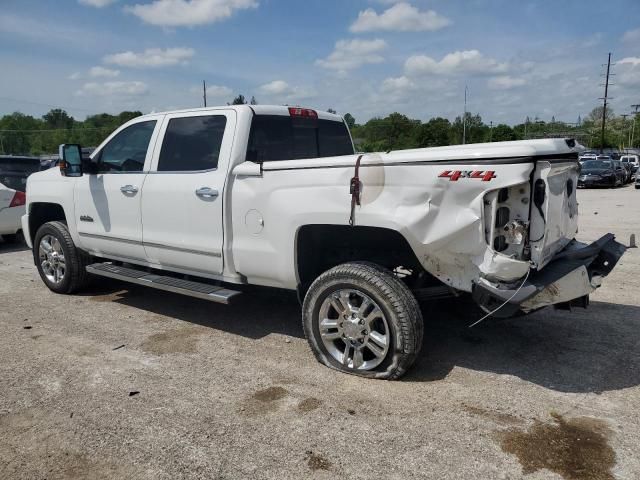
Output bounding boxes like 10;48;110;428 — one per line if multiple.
247;115;354;162
158;115;227;172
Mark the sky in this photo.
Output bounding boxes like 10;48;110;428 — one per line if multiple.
1;0;639;125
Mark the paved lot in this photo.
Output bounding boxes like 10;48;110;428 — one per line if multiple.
1;185;639;480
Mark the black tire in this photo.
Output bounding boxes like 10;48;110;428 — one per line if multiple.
33;221;92;294
302;262;423;380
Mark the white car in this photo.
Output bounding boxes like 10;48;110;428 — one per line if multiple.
22;105;626;379
620;154;639;175
0;156;40;243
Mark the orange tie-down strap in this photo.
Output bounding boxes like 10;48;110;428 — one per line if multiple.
349;154;364;226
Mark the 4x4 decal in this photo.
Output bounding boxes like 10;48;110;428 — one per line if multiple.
438;170;497;182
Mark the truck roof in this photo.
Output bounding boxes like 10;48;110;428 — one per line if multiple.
140;105;345;122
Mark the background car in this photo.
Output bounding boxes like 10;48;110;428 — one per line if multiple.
620;161;634;183
612;159;631;184
578;159;624;188
621;155;639;177
0;156;41;243
580;153;598;162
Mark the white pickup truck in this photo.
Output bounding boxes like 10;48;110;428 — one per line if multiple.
22;105;625;379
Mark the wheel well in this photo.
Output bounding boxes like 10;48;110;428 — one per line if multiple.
296;224;437;295
29;203;66;243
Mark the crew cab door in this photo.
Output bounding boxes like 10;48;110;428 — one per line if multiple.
74;116;163;260
141;110;235;275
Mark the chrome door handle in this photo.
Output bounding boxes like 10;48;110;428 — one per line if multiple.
120;185;139;194
195;187;219;198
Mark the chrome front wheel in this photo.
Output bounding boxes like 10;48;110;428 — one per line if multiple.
38;234;66;284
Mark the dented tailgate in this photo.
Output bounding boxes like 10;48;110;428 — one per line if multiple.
529;160;580;269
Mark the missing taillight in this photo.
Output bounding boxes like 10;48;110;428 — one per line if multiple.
495;207;510;228
484;182;531;259
9;191;26;208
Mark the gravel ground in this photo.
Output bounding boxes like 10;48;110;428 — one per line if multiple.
1;185;639;480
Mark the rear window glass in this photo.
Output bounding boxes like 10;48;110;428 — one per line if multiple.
0;158;40;192
0;157;40;173
582;160;611;169
0;173;30;192
158;115;227;172
247;115;354;162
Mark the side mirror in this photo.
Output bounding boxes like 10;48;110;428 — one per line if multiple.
59;144;83;177
233;161;262;178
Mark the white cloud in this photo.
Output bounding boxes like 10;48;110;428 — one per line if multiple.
104;47;195;68
350;2;451;33
622;28;640;43
190;84;233;97
126;0;258;27
259;80;289;95
206;84;233;97
381;76;415;92
617;57;640;87
488;76;526;90
316;39;387;72
258;80;315;101
89;66;120;78
405;50;509;76
76;81;148;96
618;57;640;67
68;72;82;80
79;0;116;7
581;32;602;48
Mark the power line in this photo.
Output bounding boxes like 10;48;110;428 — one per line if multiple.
0;126;114;133
0;95;96;113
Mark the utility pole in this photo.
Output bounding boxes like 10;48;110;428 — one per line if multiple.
489;121;493;142
631;104;640;149
462;85;468;144
621;114;629;149
203;80;207;108
599;53;613;152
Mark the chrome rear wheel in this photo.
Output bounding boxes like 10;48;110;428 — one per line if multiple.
319;289;390;371
303;262;423;380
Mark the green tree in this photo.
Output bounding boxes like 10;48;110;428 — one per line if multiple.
359;113;420;152
491;124;516;142
450;113;487;144
230;94;247;105
417;117;451;147
343;113;356;129
43;109;74;130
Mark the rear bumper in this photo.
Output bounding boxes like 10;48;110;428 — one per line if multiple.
21;213;32;248
0;206;24;235
472;234;626;317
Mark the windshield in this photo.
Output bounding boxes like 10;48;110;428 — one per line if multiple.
582;160;611;169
